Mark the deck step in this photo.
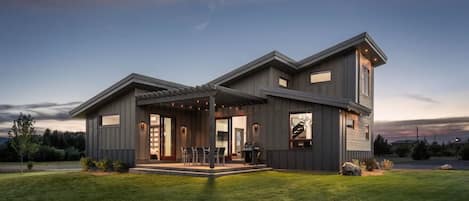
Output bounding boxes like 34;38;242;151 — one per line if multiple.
129;167;272;177
134;164;268;173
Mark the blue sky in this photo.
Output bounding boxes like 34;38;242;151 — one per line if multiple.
1;0;469;141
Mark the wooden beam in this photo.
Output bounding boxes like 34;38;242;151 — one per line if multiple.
208;95;215;169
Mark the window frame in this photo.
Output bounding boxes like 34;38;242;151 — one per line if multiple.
310;71;332;84
346;119;355;129
100;114;120;127
278;77;289;88
289;112;313;149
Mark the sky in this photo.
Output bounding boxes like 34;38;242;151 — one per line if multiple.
1;0;469;142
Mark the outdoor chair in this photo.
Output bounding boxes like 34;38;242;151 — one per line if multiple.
216;147;225;166
191;147;198;165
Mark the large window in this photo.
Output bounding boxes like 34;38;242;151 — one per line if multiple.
361;66;370;96
310;71;331;83
101;115;120;126
278;77;288;88
289;113;313;148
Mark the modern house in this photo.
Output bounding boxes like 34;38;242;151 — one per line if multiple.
70;32;387;171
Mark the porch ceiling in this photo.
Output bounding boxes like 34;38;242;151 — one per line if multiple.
136;84;266;110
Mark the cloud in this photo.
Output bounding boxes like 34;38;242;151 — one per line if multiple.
0;102;81;123
0;101;85;137
375;116;469;143
194;21;210;31
403;93;439;104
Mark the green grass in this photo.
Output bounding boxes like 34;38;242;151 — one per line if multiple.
0;170;468;201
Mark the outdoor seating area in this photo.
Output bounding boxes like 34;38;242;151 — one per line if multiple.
180;147;226;166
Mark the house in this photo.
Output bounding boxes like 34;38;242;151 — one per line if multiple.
70;32;387;171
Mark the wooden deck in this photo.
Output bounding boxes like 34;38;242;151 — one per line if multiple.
129;163;272;177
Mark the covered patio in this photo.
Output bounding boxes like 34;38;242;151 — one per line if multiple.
136;84;266;169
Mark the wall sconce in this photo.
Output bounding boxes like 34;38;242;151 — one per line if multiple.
139;121;146;130
180;126;187;136
252;123;260;138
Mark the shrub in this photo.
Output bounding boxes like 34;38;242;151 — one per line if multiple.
395;145;411;157
380;159;394;170
95;159;112;172
460;144;469;160
412;141;430;160
64;147;81;161
27;161;34;170
429;141;442;157
80;157;94;171
364;158;379;171
33;146;65;161
112;160;128;172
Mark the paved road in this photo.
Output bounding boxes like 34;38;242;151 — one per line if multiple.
0;161;80;173
392;158;469;170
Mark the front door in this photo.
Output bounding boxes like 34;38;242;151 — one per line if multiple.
149;114;175;161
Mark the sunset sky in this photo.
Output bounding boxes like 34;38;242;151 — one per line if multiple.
1;0;469;142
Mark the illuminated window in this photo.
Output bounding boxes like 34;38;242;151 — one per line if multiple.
310;71;331;83
101;115;120;126
289;113;313;148
361;66;370;96
278;77;288;88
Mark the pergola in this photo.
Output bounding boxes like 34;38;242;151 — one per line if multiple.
136;84;266;168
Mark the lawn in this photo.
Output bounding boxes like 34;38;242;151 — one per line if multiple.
0;170;468;201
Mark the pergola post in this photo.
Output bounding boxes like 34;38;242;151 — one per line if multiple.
208;95;216;169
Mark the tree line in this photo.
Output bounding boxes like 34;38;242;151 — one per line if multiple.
0;114;85;163
374;134;469;160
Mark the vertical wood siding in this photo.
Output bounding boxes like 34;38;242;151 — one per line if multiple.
291;50;357;101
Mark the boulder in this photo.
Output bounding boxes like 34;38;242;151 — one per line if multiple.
439;164;454;170
342;162;362;176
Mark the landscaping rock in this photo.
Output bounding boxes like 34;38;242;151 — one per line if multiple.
342;162;362;176
439;164;454;170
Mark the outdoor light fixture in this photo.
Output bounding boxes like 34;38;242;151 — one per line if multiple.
180;104;184;108
205;101;208;105
139;121;146;130
373;58;378;62
364;48;369;53
171;102;175;107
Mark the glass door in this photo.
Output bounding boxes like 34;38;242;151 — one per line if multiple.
161;117;175;160
216;119;230;157
149;114;175;161
149;114;160;160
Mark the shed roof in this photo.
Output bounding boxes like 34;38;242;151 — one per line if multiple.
69;73;189;117
209;32;387;86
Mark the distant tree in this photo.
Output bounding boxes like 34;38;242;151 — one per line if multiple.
8;113;39;173
411;141;430;160
395;145;411;157
429;141;442;156
374;134;391;156
42;128;52;146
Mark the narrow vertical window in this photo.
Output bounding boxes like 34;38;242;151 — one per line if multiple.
278;77;288;88
361;66;370;96
365;124;370;140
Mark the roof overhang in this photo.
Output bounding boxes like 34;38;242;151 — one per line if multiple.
209;32;387;86
261;88;371;115
297;32;387;68
69;73;189;118
136;84;266;109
